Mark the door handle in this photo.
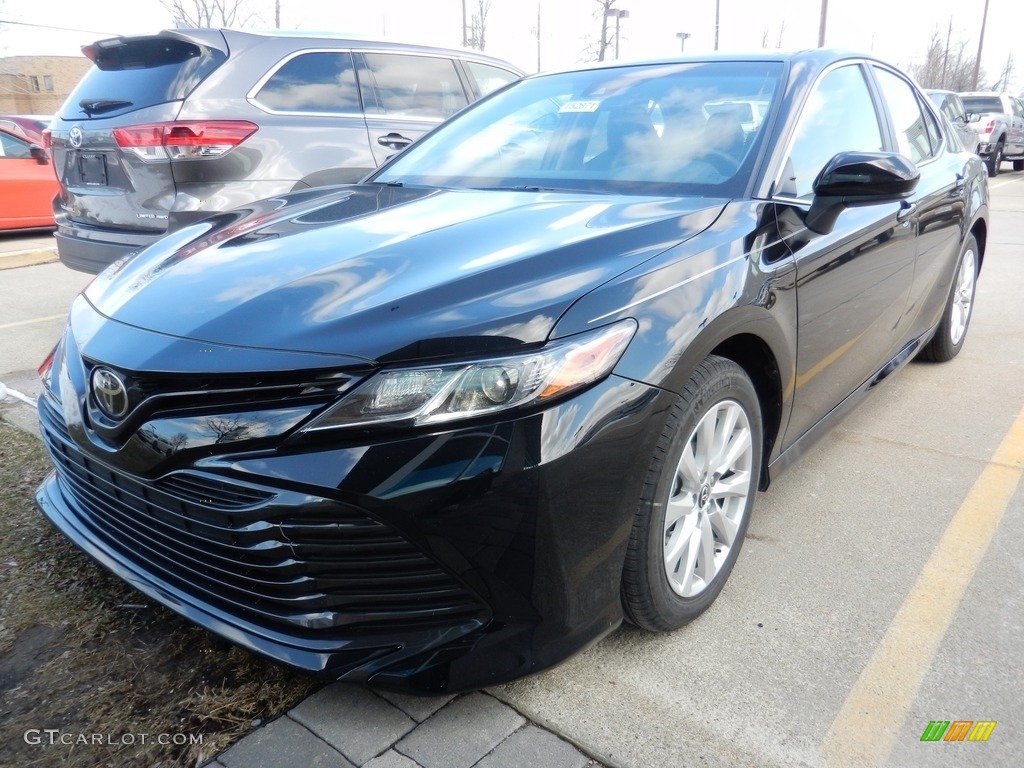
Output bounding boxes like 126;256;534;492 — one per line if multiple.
377;133;413;149
896;201;917;224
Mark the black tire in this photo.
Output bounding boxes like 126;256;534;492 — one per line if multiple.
621;356;763;631
986;142;1003;177
919;235;979;363
1014;159;1024;172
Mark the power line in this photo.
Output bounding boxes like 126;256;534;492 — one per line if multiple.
0;18;118;36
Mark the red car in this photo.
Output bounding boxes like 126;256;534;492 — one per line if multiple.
0;125;57;230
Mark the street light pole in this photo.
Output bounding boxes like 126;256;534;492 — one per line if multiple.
676;32;691;52
462;0;468;47
606;8;630;60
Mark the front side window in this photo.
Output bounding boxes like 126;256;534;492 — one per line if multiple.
0;131;32;158
874;67;938;165
359;54;469;119
254;52;360;113
778;64;884;199
373;60;784;196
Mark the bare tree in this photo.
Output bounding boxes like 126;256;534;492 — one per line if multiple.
909;25;984;92
163;0;258;28
993;52;1015;92
467;0;492;51
204;416;252;444
582;0;619;63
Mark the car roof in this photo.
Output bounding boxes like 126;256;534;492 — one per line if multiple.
526;48;898;79
85;27;526;74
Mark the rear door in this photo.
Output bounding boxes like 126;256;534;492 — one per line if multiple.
357;52;472;167
49;32;227;235
871;66;966;341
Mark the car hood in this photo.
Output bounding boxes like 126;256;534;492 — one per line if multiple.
84;184;725;363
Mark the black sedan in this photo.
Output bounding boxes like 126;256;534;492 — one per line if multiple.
36;50;988;693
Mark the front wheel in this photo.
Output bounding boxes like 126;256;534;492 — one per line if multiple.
919;235;979;363
986;142;1003;177
621;356;763;631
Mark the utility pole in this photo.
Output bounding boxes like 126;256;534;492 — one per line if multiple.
536;2;542;72
676;32;691;52
817;0;828;48
714;0;720;50
973;0;989;89
462;0;468;47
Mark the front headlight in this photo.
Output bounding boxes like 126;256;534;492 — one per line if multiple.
303;319;636;431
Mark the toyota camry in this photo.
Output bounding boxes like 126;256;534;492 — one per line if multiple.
36;49;988;693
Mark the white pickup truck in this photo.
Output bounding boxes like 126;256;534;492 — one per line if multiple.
959;91;1024;177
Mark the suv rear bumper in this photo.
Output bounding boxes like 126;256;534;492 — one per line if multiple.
54;216;162;274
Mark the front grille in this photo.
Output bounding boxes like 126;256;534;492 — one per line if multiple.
38;396;486;634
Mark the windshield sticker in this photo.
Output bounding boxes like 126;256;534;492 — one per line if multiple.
559;100;602;113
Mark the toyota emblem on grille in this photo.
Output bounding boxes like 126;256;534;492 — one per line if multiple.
91;368;129;420
68;126;83;148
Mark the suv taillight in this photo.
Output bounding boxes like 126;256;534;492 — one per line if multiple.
113;121;258;161
42;129;52;150
983;119;996;134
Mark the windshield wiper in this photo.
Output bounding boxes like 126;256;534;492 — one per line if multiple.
79;99;133;116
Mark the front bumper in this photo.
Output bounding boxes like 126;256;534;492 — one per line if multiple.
36;355;669;692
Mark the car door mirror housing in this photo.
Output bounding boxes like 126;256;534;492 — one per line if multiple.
806;151;920;234
29;144;49;165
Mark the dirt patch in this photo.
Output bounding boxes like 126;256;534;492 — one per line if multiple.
0;421;320;767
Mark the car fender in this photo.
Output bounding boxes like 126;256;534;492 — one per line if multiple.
550;200;797;465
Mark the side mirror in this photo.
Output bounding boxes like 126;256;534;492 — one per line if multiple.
966;112;980;122
805;151;919;234
29;144;49;165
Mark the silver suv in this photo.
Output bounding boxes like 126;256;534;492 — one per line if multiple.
47;29;523;273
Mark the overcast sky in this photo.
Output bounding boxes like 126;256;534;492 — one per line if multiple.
1;0;1019;93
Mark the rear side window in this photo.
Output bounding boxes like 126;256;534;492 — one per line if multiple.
253;52;361;113
358;53;469;119
464;62;519;96
62;37;225;120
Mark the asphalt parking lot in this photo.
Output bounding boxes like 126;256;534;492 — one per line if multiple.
1;172;1022;767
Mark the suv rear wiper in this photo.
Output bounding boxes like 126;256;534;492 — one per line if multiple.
79;99;133;116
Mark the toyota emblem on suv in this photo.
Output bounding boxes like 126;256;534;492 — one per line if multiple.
90;368;129;419
68;126;83;148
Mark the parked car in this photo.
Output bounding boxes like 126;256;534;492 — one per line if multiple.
958;91;1024;176
36;50;988;694
0;115;51;144
45;28;524;273
926;89;980;154
0;125;58;230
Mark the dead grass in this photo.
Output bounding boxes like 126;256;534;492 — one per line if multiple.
0;422;320;768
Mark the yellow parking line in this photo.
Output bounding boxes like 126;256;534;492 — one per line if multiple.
0;314;67;331
821;404;1024;767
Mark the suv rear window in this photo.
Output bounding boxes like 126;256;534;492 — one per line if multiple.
61;37;226;120
961;96;1003;113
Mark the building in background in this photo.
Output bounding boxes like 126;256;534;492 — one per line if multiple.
0;56;90;114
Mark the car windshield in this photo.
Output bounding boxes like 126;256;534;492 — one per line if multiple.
373;60;784;196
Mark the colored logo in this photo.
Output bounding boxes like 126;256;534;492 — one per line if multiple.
920;721;997;742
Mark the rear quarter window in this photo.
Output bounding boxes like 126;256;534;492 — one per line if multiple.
60;38;226;120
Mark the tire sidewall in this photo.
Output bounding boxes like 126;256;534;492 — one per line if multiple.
635;360;763;627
